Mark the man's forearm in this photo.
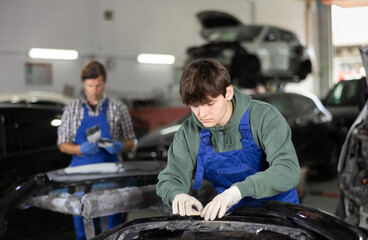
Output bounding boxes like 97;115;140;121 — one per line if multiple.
122;139;135;152
59;142;82;156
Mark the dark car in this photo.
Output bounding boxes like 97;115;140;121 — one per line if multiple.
335;46;368;230
322;78;367;145
0;103;71;196
90;200;368;240
133;91;340;177
186;11;312;88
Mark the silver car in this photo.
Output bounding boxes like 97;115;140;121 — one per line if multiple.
187;11;312;88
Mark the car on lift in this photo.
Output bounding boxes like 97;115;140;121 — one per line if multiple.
90;200;368;240
186;11;312;88
132;91;340;178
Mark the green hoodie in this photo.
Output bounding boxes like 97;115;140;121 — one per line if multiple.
156;87;300;206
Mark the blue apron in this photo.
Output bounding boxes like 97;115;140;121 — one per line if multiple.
70;98;122;240
71;99;118;167
193;109;299;209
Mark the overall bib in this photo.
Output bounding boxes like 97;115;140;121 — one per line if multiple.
71;99;122;240
71;99;117;167
193;109;299;210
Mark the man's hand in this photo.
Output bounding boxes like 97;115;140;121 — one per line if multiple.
201;186;242;221
80;141;99;155
172;193;203;216
104;141;124;154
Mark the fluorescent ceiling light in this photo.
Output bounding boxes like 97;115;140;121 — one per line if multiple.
29;48;78;60
137;53;175;64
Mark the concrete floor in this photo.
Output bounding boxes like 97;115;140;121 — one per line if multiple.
300;174;340;215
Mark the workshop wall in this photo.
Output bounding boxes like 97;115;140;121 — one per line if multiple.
0;0;310;101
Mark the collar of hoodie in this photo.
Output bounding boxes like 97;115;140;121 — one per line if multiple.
210;126;235;149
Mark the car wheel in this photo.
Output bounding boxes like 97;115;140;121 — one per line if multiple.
230;53;260;89
297;59;312;80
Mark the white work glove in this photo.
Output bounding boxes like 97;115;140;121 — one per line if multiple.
172;193;203;216
201;186;242;221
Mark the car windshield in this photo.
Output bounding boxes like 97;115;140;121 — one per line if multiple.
209;26;263;43
324;80;358;106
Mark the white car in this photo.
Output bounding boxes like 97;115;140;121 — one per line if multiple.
186;11;312;88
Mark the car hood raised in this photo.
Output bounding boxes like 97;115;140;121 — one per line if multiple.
197;10;244;40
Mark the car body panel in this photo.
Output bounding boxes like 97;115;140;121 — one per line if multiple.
90;201;368;240
1;162;218;239
0;160;168;239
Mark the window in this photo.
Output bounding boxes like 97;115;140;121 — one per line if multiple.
280;30;295;42
325;80;358;106
212;30;239;42
238;26;263;42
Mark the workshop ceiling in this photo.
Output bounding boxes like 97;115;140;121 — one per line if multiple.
320;0;368;8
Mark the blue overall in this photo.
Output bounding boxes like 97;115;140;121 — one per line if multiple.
193;109;299;210
71;99;123;240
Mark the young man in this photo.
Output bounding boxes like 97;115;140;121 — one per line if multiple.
156;59;300;221
57;61;135;240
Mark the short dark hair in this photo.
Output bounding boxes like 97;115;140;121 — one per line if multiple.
179;59;231;106
81;61;107;82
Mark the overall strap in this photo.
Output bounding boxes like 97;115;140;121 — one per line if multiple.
200;128;212;146
192;128;211;189
239;109;251;149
